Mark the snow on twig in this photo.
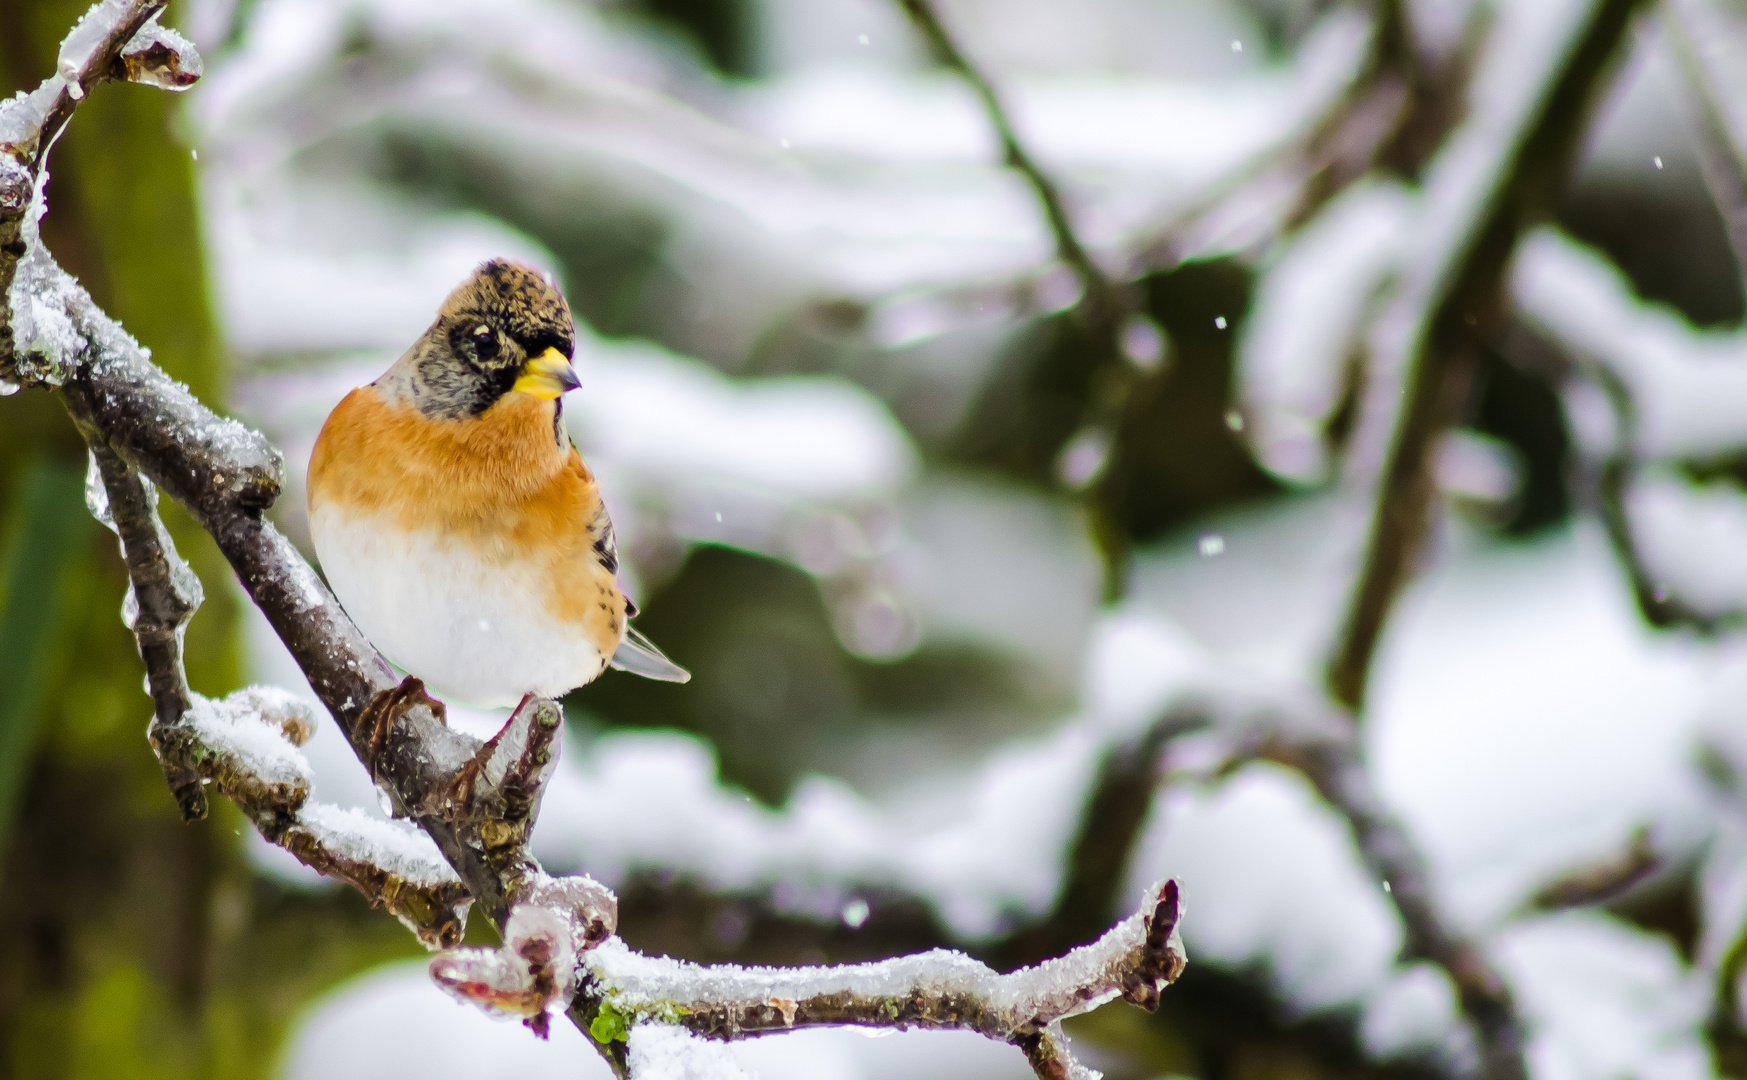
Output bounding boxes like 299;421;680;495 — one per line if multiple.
1511;229;1747;630
0;0;194;383
561;879;1183;1080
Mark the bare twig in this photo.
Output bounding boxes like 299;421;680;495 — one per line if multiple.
1326;0;1647;712
1525;825;1658;912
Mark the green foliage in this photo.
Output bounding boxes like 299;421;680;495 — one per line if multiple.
0;460;93;867
589;1001;631;1044
588;997;693;1045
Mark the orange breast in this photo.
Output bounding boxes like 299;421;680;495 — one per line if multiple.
308;386;625;651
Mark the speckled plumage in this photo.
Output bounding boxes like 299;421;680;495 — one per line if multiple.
307;259;687;707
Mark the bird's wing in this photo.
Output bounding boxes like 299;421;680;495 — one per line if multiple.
610;624;691;682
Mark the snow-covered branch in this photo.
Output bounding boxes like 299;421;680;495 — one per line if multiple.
1326;0;1643;712
1252;725;1527;1080
80;423;473;944
548;878;1183;1080
0;0;197;377
1511;229;1747;631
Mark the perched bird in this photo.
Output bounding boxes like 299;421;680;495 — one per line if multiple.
307;259;688;709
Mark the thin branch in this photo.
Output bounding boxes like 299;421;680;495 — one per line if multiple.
1524;825;1658;912
560;879;1183;1080
1253;726;1526;1080
997;707;1212;967
1495;314;1741;631
1662;0;1747;302
75;424;207;816
1326;0;1647;712
1582;359;1737;631
69;376;473;943
0;0;542;938
0;0;169;373
1099;686;1529;1080
892;0;1116;329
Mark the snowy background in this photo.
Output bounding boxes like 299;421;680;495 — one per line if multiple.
11;0;1747;1077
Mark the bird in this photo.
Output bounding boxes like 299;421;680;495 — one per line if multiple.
306;258;688;709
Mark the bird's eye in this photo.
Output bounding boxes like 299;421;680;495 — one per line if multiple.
470;324;499;360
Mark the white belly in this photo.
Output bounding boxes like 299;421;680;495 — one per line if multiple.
309;504;604;707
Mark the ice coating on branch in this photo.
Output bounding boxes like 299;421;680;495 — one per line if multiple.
626;1025;754;1080
297;803;460;888
430;930;554;1021
83;448;206;630
57;0;137;90
429;875;616;1032
184;689;313;791
119;12;203;91
83;449;112;527
7;223;86;386
518;872;617;949
585;881;1178;1035
279;552;331;612
0;83;64;153
431;904;578;1028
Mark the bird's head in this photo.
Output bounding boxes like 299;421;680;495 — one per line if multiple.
400;259;580;418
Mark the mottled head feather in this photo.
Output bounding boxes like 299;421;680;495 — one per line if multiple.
383;260;577;419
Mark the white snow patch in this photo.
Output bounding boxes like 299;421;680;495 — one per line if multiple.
1515;228;1747;460
569;333;917;503
628;1025;756;1080
1497;913;1711;1080
184;689;312;791
1123;762;1401;1012
1369;525;1716;927
1238;181;1416;483
533;723;1101;940
296;802;460;888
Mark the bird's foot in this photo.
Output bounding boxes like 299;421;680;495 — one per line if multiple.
357;676;446;791
445;692;539;820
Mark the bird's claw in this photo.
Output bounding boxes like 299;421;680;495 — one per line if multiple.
358;675;446;792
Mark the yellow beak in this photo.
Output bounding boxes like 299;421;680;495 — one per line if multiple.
512;347;580;400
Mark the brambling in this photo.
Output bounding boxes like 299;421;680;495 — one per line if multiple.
307;259;688;709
